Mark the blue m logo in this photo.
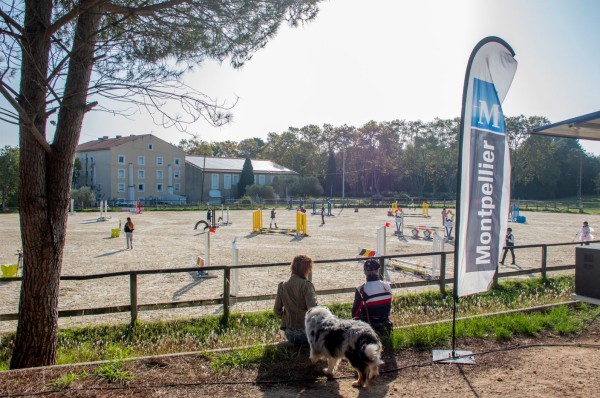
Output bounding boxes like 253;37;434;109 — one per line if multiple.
470;78;505;134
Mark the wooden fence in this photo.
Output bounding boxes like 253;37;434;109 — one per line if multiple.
0;241;587;325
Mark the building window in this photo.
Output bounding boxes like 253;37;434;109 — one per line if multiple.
118;169;125;179
138;183;145;192
138;169;145;179
271;175;275;183
148;144;154;151
233;174;239;185
174;157;181;166
157;157;163;166
118;183;125;192
174;170;181;179
211;174;219;189
138;156;145;165
157;170;163;179
118;155;126;165
174;183;181;192
259;175;265;186
224;174;231;189
157;183;163;192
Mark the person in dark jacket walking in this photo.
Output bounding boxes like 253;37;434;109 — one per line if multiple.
124;217;135;250
270;208;277;229
321;205;325;225
500;228;515;265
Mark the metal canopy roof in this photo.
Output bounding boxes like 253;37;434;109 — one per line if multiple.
532;111;600;141
185;156;298;174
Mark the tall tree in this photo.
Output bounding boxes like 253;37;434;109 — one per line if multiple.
0;146;19;210
178;138;213;156
237;138;260;158
238;158;255;197
72;157;82;188
0;0;322;369
212;140;239;157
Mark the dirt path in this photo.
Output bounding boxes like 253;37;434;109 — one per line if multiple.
0;208;594;332
1;328;599;397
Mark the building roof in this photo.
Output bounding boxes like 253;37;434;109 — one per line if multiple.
77;134;151;152
532;111;600;141
186;156;298;175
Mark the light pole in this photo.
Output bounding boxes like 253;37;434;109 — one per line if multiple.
578;150;583;200
342;146;345;205
578;150;583;213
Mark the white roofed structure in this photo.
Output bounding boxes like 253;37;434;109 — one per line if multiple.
185;156;298;203
185;156;297;174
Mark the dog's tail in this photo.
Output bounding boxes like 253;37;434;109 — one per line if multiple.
365;343;384;366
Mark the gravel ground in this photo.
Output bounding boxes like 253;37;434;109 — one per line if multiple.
0;208;595;332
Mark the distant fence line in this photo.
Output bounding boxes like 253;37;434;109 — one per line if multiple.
0;240;586;326
5;197;596;212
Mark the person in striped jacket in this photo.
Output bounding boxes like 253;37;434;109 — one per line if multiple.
351;259;393;335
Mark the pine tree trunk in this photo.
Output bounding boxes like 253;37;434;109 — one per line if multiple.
10;0;103;369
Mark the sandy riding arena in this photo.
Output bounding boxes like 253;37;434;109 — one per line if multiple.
0;208;595;332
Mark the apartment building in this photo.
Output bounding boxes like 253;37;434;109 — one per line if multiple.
185;156;298;204
76;134;186;203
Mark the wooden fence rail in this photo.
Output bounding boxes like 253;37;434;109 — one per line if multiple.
1;241;589;325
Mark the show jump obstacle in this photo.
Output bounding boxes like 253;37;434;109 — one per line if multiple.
357;225;387;262
508;204;526;223
98;200;111;221
394;210;453;242
391;202;430;218
390;233;444;279
252;209;307;237
68;199;76;216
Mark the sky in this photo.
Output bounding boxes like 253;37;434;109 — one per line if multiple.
1;0;600;153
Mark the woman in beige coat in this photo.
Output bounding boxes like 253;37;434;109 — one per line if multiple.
274;254;317;344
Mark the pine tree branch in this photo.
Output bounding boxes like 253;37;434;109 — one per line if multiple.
44;0;106;40
105;0;190;15
0;9;24;34
0;81;52;154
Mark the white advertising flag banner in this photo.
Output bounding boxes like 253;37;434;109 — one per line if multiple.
456;38;517;297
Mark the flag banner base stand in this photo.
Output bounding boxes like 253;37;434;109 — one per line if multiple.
571;294;600;306
431;350;475;364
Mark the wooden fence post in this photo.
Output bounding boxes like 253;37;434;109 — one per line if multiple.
223;268;231;318
129;273;138;326
493;263;499;288
439;252;446;295
541;245;548;280
379;257;385;280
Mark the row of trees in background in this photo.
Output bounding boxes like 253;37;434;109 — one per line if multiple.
182;116;600;200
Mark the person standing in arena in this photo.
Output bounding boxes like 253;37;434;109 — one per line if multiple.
124;217;135;250
578;221;594;246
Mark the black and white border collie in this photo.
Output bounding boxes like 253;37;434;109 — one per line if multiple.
305;306;384;387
